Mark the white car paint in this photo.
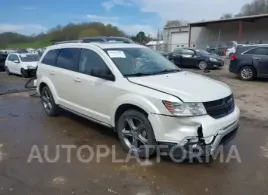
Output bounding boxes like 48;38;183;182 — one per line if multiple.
5;53;38;75
37;42;240;154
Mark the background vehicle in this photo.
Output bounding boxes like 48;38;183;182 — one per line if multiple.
0;52;8;71
37;42;239;158
170;48;224;70
5;53;39;77
229;45;268;80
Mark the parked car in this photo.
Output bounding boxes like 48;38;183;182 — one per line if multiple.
170;48;224;70
0;52;8;71
229;45;268;81
36;42;240;159
5;53;39;77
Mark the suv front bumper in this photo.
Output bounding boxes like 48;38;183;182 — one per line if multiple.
149;106;240;158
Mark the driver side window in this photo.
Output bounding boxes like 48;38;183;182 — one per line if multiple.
181;49;194;55
13;55;20;63
78;49;111;76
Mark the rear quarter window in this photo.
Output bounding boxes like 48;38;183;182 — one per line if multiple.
41;49;60;66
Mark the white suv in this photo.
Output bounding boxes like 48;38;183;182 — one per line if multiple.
37;42;240;158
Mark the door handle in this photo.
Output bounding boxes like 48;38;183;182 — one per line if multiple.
253;57;261;60
50;71;56;75
74;78;82;83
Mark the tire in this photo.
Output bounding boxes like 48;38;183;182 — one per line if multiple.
21;68;29;78
117;109;156;158
5;66;11;75
40;86;59;116
198;61;208;70
239;66;256;81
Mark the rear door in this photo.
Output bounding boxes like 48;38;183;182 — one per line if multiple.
12;54;21;74
53;48;81;109
251;47;268;77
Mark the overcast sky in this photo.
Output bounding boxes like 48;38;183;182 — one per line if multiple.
0;0;254;36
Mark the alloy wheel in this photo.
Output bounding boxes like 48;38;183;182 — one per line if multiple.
121;117;148;151
199;61;207;70
42;89;53;113
241;68;253;80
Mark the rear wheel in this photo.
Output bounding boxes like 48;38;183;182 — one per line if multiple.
117;109;156;158
5;66;10;75
40;86;58;116
239;66;256;81
21;68;29;78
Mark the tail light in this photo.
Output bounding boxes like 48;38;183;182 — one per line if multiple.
230;55;237;60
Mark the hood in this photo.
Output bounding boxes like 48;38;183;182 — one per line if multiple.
128;71;232;102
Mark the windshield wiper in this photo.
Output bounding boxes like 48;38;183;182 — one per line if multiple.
152;69;180;75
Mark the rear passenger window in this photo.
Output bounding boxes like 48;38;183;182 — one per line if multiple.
56;48;80;71
244;47;268;55
41;50;59;66
78;49;110;75
254;48;268;55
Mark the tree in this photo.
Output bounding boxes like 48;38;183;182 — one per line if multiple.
237;0;268;16
135;31;146;43
79;28;100;38
164;20;187;28
220;13;233;19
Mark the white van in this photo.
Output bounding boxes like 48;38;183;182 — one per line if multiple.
36;42;240;158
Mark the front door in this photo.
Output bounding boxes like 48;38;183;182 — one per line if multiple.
252;47;268;77
71;48;117;124
180;49;196;66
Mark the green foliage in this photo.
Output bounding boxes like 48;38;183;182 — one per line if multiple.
0;22;127;49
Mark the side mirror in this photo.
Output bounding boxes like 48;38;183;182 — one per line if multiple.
14;60;19;63
91;67;115;81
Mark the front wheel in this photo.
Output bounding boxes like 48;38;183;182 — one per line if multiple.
5;66;11;75
117;110;156;158
239;66;256;81
198;61;208;70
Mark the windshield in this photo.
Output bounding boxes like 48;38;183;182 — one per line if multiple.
19;54;39;62
196;50;210;55
105;48;180;77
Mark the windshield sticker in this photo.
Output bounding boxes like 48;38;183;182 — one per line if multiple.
107;50;126;58
20;54;27;57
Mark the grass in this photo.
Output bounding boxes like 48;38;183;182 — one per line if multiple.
6;39;52;49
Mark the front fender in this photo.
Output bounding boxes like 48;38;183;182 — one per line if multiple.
110;94;161;127
38;77;59;104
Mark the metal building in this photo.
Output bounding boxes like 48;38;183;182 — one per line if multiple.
189;14;268;50
163;25;189;52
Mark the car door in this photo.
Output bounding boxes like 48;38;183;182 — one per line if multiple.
251;47;268;77
180;49;196;66
172;48;182;65
12;54;21;74
5;54;14;72
52;48;81;109
71;48;117;124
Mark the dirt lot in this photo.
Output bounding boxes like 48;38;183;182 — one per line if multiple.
0;64;268;195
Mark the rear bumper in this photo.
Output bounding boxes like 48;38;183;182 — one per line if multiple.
229;61;240;74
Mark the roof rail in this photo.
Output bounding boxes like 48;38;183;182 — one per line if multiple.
53;40;82;45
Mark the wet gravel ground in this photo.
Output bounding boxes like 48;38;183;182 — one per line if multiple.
0;64;268;195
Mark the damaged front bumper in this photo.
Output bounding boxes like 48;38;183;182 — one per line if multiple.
149;105;240;158
159;120;239;158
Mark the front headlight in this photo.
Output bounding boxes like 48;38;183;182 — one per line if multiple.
27;65;35;69
163;101;207;116
209;58;217;62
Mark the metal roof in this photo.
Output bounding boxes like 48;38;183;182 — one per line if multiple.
190;14;268;27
